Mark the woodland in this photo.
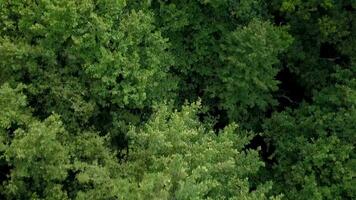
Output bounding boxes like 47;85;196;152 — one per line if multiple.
0;0;355;199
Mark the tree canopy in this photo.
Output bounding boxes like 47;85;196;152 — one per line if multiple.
0;0;355;199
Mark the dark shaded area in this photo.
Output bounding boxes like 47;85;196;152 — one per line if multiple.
343;3;355;12
244;135;276;165
274;67;307;111
26;90;52;121
254;68;307;166
88;105;129;160
62;170;81;199
89;105;113;134
0;159;11;187
202;98;230;132
320;42;350;66
320;43;338;59
211;109;229;132
272;9;287;25
112;133;129;161
6;123;21;140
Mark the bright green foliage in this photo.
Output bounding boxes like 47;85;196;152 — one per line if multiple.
0;0;176;130
0;90;66;199
117;103;278;199
263;68;356;199
0;84;121;199
84;10;176;108
1;97;280;199
0;95;122;199
0;83;32;196
65;132;121;200
2;118;123;199
4;115;70;200
0;83;31;130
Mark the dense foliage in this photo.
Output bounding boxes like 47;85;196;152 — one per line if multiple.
0;0;354;199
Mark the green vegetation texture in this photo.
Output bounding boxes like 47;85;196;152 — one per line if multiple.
0;0;355;199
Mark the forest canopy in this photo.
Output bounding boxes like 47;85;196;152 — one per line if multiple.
0;0;355;199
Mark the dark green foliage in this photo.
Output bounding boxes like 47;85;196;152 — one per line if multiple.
0;0;355;199
215;20;292;124
141;0;292;128
263;68;356;199
269;0;356;94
